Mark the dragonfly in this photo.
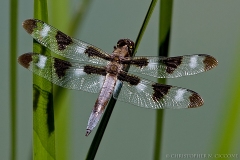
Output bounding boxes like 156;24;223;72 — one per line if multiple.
18;19;218;136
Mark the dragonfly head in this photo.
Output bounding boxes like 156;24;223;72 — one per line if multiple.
115;39;135;57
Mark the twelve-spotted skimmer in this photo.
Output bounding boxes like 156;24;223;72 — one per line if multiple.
18;19;218;136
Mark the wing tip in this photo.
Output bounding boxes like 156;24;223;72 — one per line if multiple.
188;92;204;108
22;19;38;34
203;55;218;71
18;53;33;68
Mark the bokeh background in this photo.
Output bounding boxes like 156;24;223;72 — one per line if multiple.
1;0;240;159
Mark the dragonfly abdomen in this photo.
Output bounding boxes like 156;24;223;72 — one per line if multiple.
85;74;117;136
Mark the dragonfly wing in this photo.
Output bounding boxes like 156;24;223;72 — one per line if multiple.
18;53;106;93
127;54;218;78
22;19;110;66
113;73;204;109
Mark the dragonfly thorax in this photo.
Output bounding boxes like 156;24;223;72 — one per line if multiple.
106;62;122;76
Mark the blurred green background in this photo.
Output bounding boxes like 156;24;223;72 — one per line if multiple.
1;0;240;159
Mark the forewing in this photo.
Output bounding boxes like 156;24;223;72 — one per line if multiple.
113;77;203;109
127;54;218;78
18;53;106;93
22;19;110;66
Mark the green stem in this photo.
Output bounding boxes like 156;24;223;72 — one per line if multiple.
9;0;18;159
86;1;158;159
33;1;55;160
211;45;240;158
34;0;48;20
50;1;93;159
134;0;158;53
153;0;173;160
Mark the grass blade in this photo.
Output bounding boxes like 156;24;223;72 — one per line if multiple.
211;46;240;159
49;1;70;160
9;0;18;159
153;0;173;159
86;1;158;159
49;1;93;159
32;1;56;159
134;0;159;52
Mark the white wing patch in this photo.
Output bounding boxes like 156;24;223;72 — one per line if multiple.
174;89;186;102
136;81;147;92
74;69;86;77
39;25;50;38
189;55;198;69
76;46;86;54
36;55;47;69
147;62;157;70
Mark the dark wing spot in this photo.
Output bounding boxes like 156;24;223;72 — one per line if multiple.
54;58;72;78
162;56;183;74
152;83;171;101
118;71;140;85
84;46;111;60
83;65;107;76
18;53;33;68
188;91;204;108
55;31;73;50
202;55;218;71
121;57;149;68
131;58;149;67
22;19;37;34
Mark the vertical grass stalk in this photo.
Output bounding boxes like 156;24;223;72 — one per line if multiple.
49;0;93;159
49;1;70;159
153;0;173;159
9;0;18;159
211;43;240;159
33;1;56;159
